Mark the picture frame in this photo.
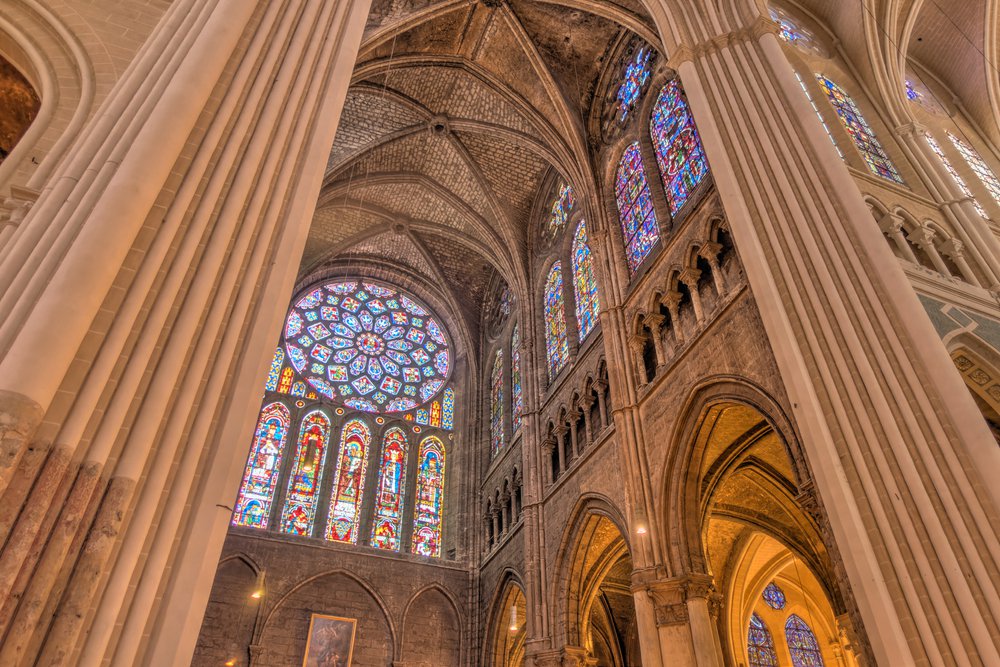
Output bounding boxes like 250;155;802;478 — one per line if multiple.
302;613;357;667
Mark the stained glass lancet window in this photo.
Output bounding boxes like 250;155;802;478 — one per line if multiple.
615;143;660;274
785;614;826;666
442;387;455;430
233;402;290;529
265;348;284;391
544;262;570;380
571;221;601;340
280;411;330;536
948;131;1000;205
747;613;779;667
650;79;709;216
815;74;905;185
546;184;575;240
283;280;451;414
326;419;371;543
511;323;523;426
490;349;505;456
370;428;408;550
616;46;652;122
412;436;446;557
762;582;786;610
795;72;842;158
925;133;988;218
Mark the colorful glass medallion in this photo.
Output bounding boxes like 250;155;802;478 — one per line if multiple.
816;74;904;185
650;79;709;215
544;262;570;380
279;411;330;536
762;582;786;610
747;613;779;667
233;403;290;529
615;143;660;273
370;428;408;550
571;221;601;340
284;280;451;412
325;420;371;543
412;436;446;557
490;349;505;457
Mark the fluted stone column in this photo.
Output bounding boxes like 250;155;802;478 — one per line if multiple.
646;2;1000;662
0;0;373;664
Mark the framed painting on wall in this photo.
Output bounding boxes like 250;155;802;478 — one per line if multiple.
302;614;357;667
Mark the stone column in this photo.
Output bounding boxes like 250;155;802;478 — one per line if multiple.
568;410;581;458
652;4;1000;662
698;241;726;295
661;290;684;344
877;212;920;264
0;0;374;664
907;227;953;277
592;381;609;429
541;438;556;485
939;238;982;287
627;332;649;385
642;312;667;368
642;574;723;667
579;395;595;447
678;268;704;322
553;424;569;474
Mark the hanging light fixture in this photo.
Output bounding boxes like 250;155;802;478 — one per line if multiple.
509;603;518;632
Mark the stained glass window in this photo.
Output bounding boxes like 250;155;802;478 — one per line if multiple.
547;184;575;240
278;366;294;394
747;613;779;667
905;79;920;101
412;436;446;557
265;348;284;391
815;74;905;185
370;428;408;550
650;80;709;216
499;287;514;318
442;387;455;430
233;402;290;529
786;614;826;666
490;349;505;456
544;262;570;380
283;280;451;414
615;143;660;274
571;221;601;340
948;132;1000;205
762;582;786;610
925;133;988;218
616;46;652;122
325;419;371;543
795;72;842;158
511;324;523;426
280;411;330;536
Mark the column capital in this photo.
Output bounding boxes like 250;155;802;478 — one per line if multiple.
678;267;702;288
642;312;665;331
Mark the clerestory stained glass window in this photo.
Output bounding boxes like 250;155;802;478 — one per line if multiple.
786;614;826;667
762;582;786;610
795;72;842;158
370;428;408;550
544;262;570;380
616;143;660;273
948;131;1000;206
490;349;505;457
571;221;601;340
547;184;576;240
280;411;330;536
815;74;905;185
325;419;371;543
233;402;290;529
925;133;988;218
511;323;523;426
412;436;446;557
442;387;455;430
283;280;451;414
616;46;652;122
747;613;779;667
650;79;709;216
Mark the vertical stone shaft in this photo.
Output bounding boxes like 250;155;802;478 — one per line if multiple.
661;7;1000;663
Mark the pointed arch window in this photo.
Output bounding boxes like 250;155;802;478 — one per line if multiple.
325;419;371;543
615;143;660;274
571;221;601;340
948;131;1000;205
280;411;330;536
443;387;455;430
546;184;575;240
815;74;904;185
925;133;988;218
412;436;446;557
747;612;779;667
650;79;709;215
615;46;653;122
544;262;570;379
233;402;290;529
371;428;408;550
490;349;505;456
265;348;284;391
785;614;826;666
511;323;523;426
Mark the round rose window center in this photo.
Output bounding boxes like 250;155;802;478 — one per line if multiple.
356;332;385;356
